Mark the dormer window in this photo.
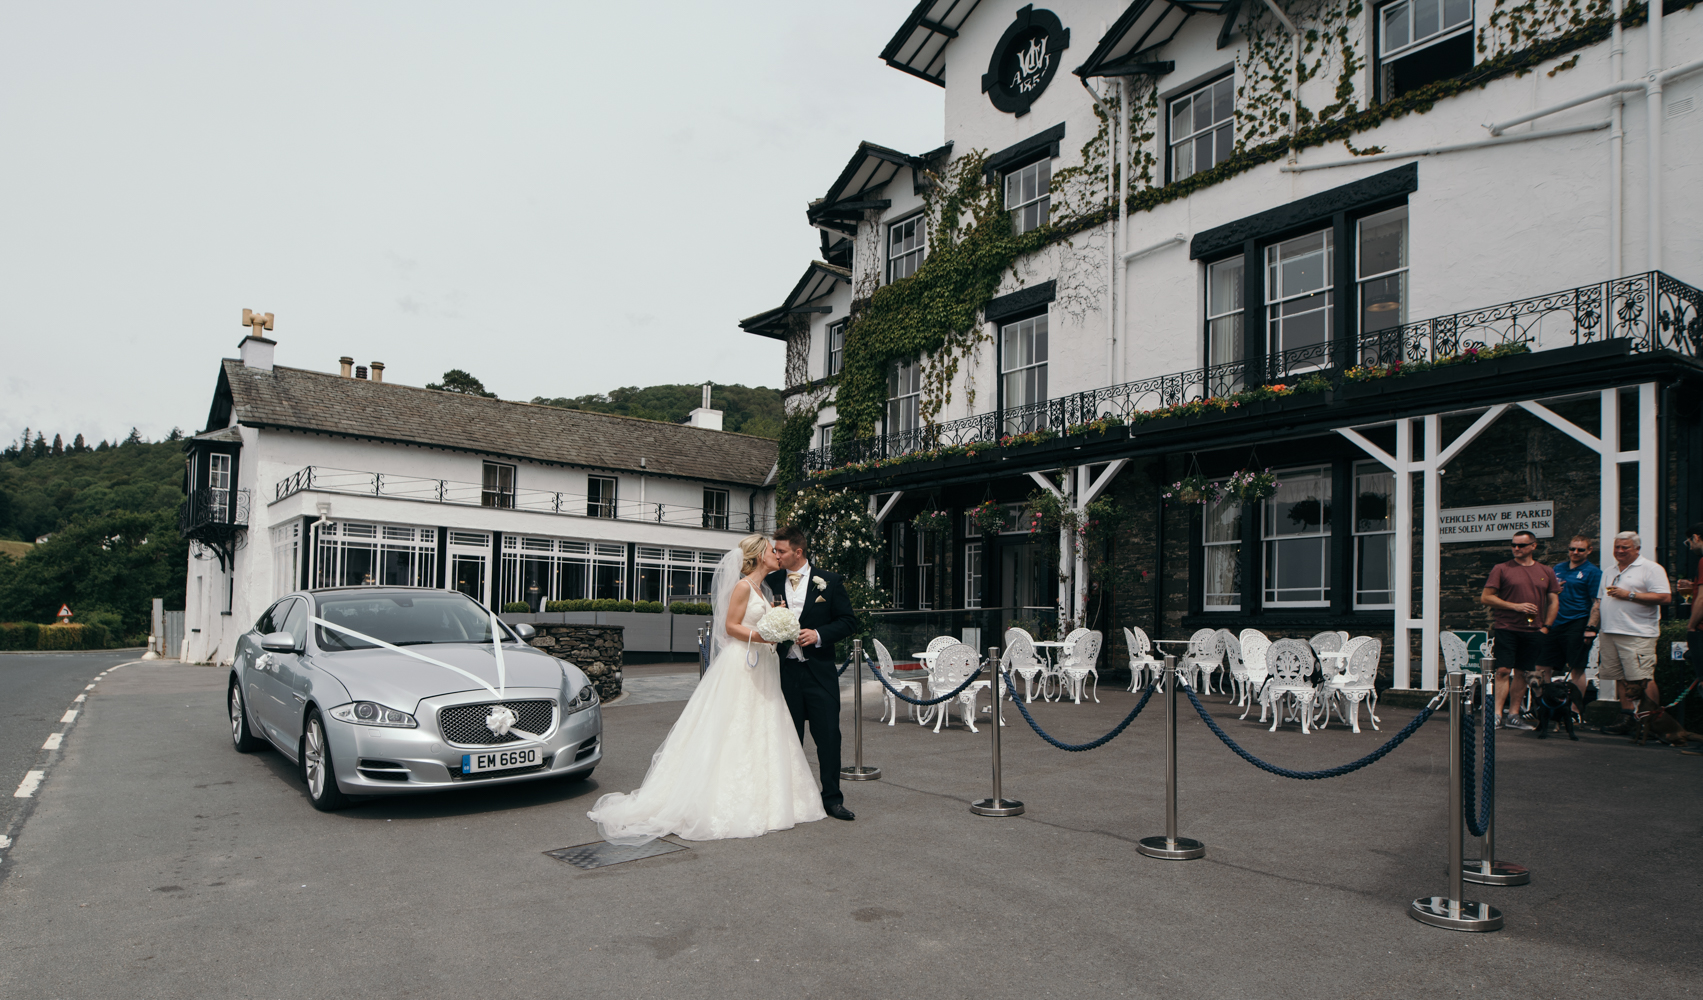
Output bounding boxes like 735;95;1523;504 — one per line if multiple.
1377;0;1474;101
825;321;846;377
1005;159;1051;235
888;216;925;282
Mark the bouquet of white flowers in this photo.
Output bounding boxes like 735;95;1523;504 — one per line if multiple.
755;606;801;645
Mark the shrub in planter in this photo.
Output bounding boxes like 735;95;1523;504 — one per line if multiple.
669;601;713;616
501;601;531;613
546;599;592;612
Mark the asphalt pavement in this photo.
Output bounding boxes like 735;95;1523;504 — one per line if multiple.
0;651;139;839
1;661;1700;999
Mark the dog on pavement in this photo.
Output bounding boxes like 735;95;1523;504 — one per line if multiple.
1631;689;1703;748
1531;680;1582;740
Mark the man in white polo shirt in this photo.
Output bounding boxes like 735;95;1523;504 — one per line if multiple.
1591;530;1671;735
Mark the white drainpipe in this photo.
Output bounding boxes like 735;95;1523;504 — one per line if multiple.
1610;0;1625;278
1645;0;1663;271
1260;0;1302;159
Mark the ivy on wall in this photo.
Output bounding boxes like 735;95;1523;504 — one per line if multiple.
814;0;1650;469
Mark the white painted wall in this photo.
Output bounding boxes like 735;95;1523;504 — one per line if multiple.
814;3;1702;429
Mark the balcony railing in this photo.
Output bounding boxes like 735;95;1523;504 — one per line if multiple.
178;487;250;537
802;271;1701;473
273;466;774;533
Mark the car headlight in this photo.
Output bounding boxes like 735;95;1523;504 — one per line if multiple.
329;702;418;728
565;684;598;713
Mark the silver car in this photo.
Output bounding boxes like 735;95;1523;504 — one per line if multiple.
228;586;602;811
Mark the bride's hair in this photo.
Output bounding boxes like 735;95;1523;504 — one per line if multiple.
736;533;770;575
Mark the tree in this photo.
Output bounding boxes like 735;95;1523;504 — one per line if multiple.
531;382;783;438
71;434;86;453
123;428;143;446
31;433;47;458
426;370;497;397
50;434;63;457
166;427;184;442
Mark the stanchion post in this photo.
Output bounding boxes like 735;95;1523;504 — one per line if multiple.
1410;670;1503;931
1137;653;1204;860
840;638;880;781
972;645;1023;817
1464;652;1529;886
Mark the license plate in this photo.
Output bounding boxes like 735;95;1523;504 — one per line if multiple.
461;746;541;774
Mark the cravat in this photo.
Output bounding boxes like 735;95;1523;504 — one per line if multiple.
787;573;802;588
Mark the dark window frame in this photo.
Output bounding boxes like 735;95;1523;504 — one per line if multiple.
481;461;516;509
1374;0;1476;103
702;488;730;530
587;476;617;519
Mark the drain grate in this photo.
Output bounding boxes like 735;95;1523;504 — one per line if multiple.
545;839;688;870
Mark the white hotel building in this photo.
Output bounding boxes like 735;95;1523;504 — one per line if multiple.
180;335;777;665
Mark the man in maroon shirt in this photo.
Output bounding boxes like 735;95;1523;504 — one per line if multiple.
1479;530;1562;729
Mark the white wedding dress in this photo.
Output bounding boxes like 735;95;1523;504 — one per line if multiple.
587;587;827;845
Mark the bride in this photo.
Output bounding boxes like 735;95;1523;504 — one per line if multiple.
587;533;827;845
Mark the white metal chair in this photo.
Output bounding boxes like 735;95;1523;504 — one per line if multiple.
1124;626;1162;692
871;638;928;727
1179;627;1221;693
1005;627;1048;703
926;635;957;655
927;643;986;733
1058;630;1103;704
1319;636;1382;732
1216;629;1247;707
1309;631;1344;657
1239;629;1272;720
1262;638;1320;733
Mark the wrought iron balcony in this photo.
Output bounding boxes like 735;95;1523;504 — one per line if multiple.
801;271;1701;473
273;466;775;533
178;488;250;539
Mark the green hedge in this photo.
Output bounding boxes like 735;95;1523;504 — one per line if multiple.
0;622;40;650
500;601;531;613
1;622;112;650
543;599;666;614
668;601;713;616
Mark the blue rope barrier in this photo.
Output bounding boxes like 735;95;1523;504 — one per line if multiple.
1461;693;1494;838
1003;670;1156;751
865;658;987;706
1183;684;1442;780
837;656;850;677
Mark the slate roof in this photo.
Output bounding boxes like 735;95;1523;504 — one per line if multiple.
211;360;779;487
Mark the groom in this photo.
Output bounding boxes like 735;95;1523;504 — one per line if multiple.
768;525;859;821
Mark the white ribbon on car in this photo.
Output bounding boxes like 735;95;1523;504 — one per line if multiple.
308;613;546;743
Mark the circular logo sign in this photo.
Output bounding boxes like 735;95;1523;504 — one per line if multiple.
981;6;1069;117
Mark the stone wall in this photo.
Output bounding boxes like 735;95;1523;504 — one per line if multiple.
525;625;624;701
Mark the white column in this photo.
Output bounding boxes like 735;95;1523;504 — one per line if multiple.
1059;472;1075;629
1421;414;1443;689
1601;388;1620;545
1637;382;1657;540
1393;420;1415;689
1074;465;1090;623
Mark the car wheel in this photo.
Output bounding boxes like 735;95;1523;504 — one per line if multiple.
229;679;263;753
300;710;350;812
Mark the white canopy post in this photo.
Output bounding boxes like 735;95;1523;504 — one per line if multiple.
1027;470;1073;629
867;491;904;587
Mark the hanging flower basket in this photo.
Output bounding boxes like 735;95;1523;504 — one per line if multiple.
1226;468;1281;504
1164;473;1216;505
967;500;1007;537
910;508;953;536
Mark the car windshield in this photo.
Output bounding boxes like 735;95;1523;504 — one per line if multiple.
312;592;517;651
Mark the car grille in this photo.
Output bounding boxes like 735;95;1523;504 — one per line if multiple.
438;700;556;746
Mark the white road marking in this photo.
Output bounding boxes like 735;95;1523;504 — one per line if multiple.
42;733;63;750
60;710;78;724
0;835;11;849
85;684;96;690
14;771;45;798
74;694;86;703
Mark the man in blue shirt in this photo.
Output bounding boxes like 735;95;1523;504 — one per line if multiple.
1541;534;1603;702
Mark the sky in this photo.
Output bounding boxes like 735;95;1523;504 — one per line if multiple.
0;1;944;448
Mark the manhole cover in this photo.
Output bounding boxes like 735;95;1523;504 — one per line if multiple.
545;839;688;870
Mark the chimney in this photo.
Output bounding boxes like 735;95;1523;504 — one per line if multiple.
339;356;353;378
355;365;368;380
686;381;723;431
238;308;276;371
370;361;385;383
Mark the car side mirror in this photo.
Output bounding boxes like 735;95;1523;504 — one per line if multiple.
261;631;301;654
513;623;537;641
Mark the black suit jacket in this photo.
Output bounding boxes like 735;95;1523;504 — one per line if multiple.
765;567;858;664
